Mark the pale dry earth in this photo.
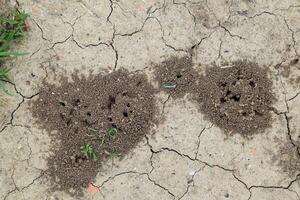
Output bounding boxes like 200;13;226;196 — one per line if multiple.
0;0;300;199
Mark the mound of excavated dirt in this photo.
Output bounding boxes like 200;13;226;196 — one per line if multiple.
154;56;199;99
31;69;157;197
275;142;300;177
154;56;275;136
195;60;275;136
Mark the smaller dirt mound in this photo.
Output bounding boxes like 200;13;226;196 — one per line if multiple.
154;56;199;99
153;57;275;136
195;60;275;136
31;69;157;197
274;142;300;177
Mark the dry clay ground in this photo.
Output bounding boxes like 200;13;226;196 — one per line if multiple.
1;0;300;199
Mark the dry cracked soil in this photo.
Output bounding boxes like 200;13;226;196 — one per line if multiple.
1;0;300;200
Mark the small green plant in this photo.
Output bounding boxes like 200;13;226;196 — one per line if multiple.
98;127;118;147
0;67;9;81
0;68;11;95
0;10;28;60
107;127;118;139
80;144;98;161
0;10;28;99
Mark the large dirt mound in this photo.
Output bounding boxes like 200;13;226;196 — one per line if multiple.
31;69;157;196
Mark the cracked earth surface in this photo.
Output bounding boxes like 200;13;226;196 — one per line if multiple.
1;0;300;199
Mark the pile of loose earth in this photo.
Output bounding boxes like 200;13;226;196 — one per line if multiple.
195;61;275;136
31;56;276;196
154;57;275;136
31;69;157;196
154;56;199;99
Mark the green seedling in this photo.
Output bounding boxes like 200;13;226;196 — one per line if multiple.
80;144;98;161
0;11;28;59
80;144;92;158
91;152;98;161
0;11;28;40
107;127;117;139
98;127;117;147
0;67;10;81
0;68;12;95
0;10;28;101
0;51;27;60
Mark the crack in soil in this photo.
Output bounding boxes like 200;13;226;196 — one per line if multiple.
149;144;252;200
195;124;213;160
177;167;204;200
97;171;139;188
107;0;114;22
288;92;300;101
147;174;176;198
3;2;300;199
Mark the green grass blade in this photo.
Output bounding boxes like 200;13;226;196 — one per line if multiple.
0;80;12;96
0;51;28;57
0;10;29;99
0;68;10;79
0;16;18;25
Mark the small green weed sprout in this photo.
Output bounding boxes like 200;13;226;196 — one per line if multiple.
0;10;28;99
0;67;9;81
107;127;117;139
80;144;98;161
0;10;29;60
0;68;9;94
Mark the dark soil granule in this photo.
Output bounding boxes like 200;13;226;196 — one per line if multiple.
195;60;275;136
154;56;199;99
30;69;157;197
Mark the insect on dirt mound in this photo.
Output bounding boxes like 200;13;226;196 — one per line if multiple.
154;56;199;99
195;60;275;136
31;69;157;197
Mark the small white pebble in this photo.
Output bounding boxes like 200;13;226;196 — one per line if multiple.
189;171;195;176
220;65;233;69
